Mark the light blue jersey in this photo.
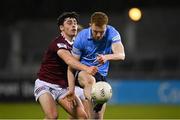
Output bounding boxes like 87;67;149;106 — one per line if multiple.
72;25;121;76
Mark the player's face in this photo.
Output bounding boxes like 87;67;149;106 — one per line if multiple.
61;18;78;37
91;23;106;40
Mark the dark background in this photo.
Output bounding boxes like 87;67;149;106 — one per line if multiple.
0;0;180;101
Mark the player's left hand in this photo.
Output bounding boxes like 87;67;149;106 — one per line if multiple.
96;54;107;66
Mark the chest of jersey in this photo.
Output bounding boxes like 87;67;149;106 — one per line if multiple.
82;39;111;58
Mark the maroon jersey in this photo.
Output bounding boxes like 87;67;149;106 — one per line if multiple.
37;35;72;87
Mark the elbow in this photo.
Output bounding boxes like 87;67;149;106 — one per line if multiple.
66;59;73;66
118;53;125;60
121;54;125;60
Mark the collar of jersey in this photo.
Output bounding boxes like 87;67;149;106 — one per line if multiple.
61;33;73;45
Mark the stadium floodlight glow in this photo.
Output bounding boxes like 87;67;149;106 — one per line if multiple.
128;7;142;22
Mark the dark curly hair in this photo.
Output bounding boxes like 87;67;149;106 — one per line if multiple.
57;12;79;27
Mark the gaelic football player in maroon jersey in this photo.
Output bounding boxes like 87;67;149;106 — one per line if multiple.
34;12;98;119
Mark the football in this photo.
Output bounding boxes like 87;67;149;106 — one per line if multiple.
91;81;112;104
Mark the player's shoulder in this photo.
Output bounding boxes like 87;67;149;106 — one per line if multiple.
107;25;118;33
54;35;66;43
50;35;69;50
106;25;121;41
107;25;120;35
76;27;90;38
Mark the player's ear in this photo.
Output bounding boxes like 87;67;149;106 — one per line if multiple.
60;25;64;31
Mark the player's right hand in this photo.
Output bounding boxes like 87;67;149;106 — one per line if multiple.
64;90;78;107
86;66;98;75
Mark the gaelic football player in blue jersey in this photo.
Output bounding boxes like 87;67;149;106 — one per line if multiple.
68;12;125;119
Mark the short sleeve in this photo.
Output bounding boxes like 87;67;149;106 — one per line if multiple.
109;26;121;44
49;38;69;52
52;42;68;52
57;43;68;49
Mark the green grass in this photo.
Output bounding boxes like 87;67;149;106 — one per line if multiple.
0;102;180;119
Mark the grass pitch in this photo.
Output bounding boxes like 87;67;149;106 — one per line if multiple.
0;102;180;119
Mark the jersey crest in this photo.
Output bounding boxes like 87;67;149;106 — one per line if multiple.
57;43;67;49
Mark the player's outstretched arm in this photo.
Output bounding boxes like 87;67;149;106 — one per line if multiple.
108;42;125;60
57;49;98;75
58;49;89;71
96;42;125;65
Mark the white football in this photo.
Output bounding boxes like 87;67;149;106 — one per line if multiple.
91;81;112;104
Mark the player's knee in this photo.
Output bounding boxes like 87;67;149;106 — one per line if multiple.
45;110;58;119
80;113;88;119
74;106;88;119
78;111;88;119
79;71;95;85
87;78;95;85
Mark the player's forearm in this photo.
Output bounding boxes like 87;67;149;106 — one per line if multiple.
110;42;125;61
57;49;88;71
67;67;75;92
66;57;89;71
105;53;125;61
